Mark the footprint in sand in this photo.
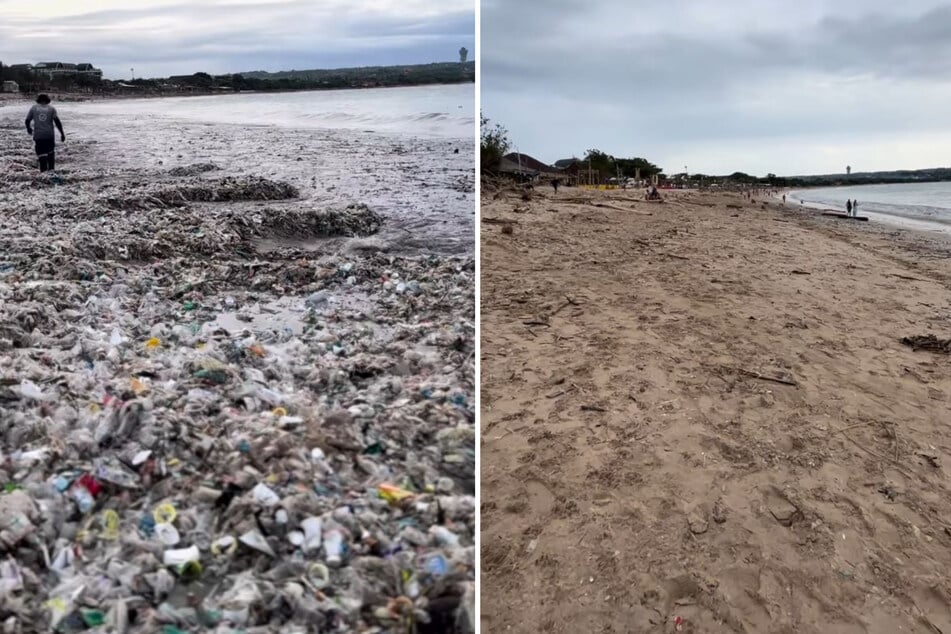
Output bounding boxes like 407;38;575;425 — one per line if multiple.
525;479;556;515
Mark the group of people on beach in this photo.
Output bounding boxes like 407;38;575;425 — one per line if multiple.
846;198;859;217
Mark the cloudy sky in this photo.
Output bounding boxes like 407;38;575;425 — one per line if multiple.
482;0;951;176
0;0;473;80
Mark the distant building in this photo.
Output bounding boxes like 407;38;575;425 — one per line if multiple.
31;62;102;80
1;81;18;93
501;152;557;176
76;63;103;79
8;64;34;74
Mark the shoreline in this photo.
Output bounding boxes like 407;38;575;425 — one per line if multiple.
0;79;476;104
482;184;951;633
779;188;951;235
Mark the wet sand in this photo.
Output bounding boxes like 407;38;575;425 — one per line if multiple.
481;185;951;633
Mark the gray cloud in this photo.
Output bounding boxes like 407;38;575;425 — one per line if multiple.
1;0;474;79
482;0;951;175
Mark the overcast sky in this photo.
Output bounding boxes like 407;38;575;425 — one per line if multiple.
482;0;951;176
0;0;473;80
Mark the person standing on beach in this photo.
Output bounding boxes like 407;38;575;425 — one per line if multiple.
846;199;853;216
25;94;65;173
551;178;560;194
852;199;858;217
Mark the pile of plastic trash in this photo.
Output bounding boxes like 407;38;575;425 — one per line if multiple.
0;120;475;632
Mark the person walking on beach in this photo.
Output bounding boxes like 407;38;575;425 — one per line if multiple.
25;94;65;173
551;178;560;194
846;199;853;216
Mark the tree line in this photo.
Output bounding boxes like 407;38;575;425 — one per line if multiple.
0;61;474;94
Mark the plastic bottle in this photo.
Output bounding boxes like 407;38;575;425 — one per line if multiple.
70;487;94;514
323;528;345;567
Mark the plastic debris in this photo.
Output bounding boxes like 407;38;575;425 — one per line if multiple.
0;109;475;632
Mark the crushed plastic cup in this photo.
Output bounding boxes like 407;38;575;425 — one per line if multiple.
18;380;49;402
252;483;281;507
99;510;120;541
307;562;330;589
430;525;461;548
239;530;276;557
153;522;180;546
301;516;322;553
323;528;345;568
162;545;200;567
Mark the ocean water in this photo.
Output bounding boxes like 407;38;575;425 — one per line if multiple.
790;182;951;227
65;83;474;138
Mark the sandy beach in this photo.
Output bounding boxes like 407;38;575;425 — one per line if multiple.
481;184;951;633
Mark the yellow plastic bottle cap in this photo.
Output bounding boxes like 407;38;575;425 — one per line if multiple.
272;407;287;417
211;535;237;557
308;562;330;589
153;503;177;525
145;337;161;350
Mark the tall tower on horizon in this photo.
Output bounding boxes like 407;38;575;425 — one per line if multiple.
846;165;851;175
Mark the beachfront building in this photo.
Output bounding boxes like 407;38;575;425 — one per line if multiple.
1;81;19;93
76;63;103;79
499;152;563;181
553;158;601;186
34;62;77;79
31;62;102;80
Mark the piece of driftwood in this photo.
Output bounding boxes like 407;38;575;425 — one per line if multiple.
886;273;928;283
733;367;798;387
593;202;652;215
581;405;607;412
901;334;951;353
821;212;869;222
